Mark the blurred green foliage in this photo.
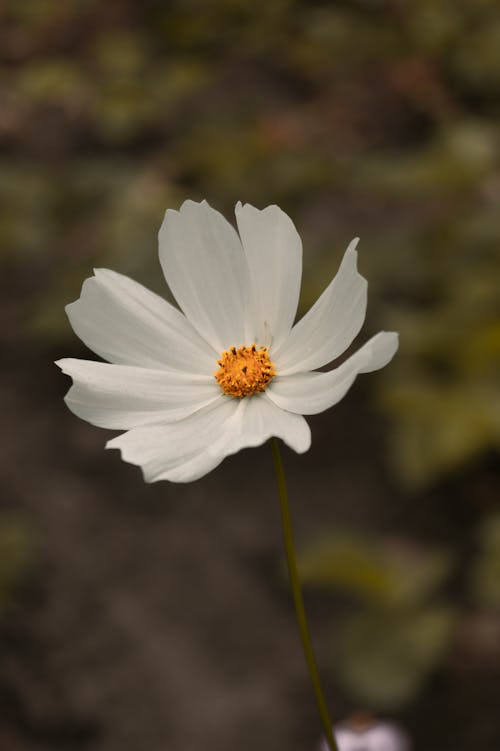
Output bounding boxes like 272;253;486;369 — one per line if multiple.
2;0;500;488
299;532;457;710
298;532;453;607
335;605;456;710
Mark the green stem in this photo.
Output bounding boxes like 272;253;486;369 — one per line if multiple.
271;438;338;751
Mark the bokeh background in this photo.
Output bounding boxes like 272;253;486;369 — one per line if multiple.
1;1;500;749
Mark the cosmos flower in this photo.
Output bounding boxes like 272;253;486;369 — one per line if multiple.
57;200;398;483
319;719;411;751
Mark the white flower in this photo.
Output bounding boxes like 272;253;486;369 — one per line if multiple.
320;720;411;751
56;200;398;483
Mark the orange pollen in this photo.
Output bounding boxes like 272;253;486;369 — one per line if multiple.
214;344;276;398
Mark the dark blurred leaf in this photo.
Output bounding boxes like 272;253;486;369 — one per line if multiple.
299;531;453;606
334;605;457;710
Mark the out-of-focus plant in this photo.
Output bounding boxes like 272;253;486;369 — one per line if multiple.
362;122;500;487
299;532;457;710
0;515;33;614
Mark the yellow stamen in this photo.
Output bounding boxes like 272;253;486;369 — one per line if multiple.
214;344;276;397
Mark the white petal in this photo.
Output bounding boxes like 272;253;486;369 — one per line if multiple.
161;395;310;482
267;332;399;415
273;240;367;375
106;398;238;482
235;202;302;348
170;397;311;483
66;268;216;373
158;200;249;352
56;358;220;429
228;393;311;454
106;393;311;483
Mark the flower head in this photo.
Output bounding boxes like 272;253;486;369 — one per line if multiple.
57;200;398;483
320;719;411;751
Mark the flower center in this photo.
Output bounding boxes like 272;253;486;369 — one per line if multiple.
215;344;276;398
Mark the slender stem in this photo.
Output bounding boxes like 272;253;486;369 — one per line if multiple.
271;438;338;751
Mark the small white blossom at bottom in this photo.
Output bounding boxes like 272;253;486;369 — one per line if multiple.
319;719;411;751
57;200;398;483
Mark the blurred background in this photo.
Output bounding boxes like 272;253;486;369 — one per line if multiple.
1;1;500;749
